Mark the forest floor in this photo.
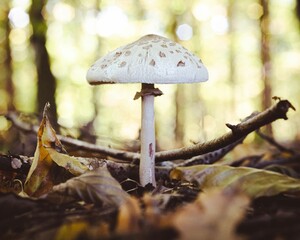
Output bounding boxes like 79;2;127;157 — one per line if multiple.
0;100;300;240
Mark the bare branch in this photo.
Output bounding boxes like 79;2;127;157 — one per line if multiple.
155;100;295;161
5;112;140;161
0;154;170;183
5;100;295;162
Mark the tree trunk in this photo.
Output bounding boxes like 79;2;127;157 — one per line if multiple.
1;2;14;111
175;85;185;146
228;0;236;117
29;0;57;122
260;0;273;135
167;17;186;146
296;0;300;22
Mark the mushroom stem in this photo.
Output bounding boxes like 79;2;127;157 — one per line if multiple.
140;83;156;186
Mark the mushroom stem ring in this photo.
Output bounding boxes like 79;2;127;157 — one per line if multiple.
134;85;163;100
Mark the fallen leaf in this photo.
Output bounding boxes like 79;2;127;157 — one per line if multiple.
54;220;109;240
47;149;88;176
55;220;89;240
24;103;88;197
171;164;300;198
116;193;175;237
47;164;130;207
167;188;250;240
116;196;142;234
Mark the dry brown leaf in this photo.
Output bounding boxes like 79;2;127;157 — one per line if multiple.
24;103;61;196
24;103;88;197
47;164;130;207
116;196;142;234
167;188;250;240
116;193;173;235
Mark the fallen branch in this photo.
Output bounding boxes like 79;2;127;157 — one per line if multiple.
155;100;295;161
5;100;295;162
175;137;246;167
5;112;140;161
0;155;170;184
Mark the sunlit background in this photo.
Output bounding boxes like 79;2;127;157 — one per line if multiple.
1;0;300;152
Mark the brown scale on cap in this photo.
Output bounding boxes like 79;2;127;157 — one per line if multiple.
118;61;127;68
142;44;152;50
114;52;122;57
159;51;166;58
124;51;131;56
149;59;156;66
177;61;185;67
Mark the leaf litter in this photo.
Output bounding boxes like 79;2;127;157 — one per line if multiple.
0;103;300;239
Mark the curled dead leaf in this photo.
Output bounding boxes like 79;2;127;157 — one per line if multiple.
24;104;88;197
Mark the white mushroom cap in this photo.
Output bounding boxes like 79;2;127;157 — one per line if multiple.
87;34;208;84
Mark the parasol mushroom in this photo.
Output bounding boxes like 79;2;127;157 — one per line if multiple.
86;34;208;187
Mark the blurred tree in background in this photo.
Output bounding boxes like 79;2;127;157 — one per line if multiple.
0;1;14;111
29;0;57;123
260;0;273;135
1;0;300;154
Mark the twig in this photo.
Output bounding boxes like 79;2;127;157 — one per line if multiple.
0;155;170;183
252;154;300;169
5;112;140;161
256;129;296;154
176;137;246;167
230;154;264;167
5;100;295;162
155;100;295;161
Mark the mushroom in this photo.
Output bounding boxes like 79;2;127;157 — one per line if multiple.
86;34;208;187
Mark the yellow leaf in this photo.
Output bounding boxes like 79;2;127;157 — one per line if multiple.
24;105;56;196
171;164;300;198
48;149;88;176
55;220;109;240
55;220;89;240
24;103;88;197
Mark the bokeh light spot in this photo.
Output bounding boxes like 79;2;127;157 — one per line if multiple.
211;15;228;35
192;3;211;21
176;24;193;41
96;6;130;37
247;3;263;20
8;7;30;29
52;2;75;22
